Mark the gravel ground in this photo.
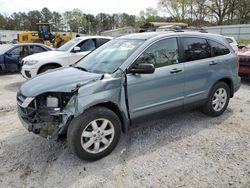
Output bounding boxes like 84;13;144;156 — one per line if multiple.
0;73;249;188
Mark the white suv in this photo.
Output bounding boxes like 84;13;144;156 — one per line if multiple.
21;36;112;78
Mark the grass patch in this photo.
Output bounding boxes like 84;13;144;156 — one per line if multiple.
237;39;250;46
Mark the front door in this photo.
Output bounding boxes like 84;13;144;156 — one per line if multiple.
127;38;185;120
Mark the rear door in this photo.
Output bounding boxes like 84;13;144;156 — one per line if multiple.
127;37;185;120
178;37;213;105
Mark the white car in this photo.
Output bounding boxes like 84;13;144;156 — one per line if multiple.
21;36;112;78
225;36;238;53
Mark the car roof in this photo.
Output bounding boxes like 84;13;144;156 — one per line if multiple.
11;43;53;49
76;36;113;40
117;31;225;41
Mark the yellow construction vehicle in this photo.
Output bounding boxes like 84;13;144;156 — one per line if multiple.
17;23;73;48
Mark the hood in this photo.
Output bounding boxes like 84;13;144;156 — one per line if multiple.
20;67;102;97
22;51;67;61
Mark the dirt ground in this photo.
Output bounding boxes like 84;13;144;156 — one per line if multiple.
0;73;249;188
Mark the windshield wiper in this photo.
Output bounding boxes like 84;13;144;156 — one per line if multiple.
73;66;89;72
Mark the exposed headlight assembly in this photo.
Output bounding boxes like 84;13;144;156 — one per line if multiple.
46;96;59;107
25;60;39;65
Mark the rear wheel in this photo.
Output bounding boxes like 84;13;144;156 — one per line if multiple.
67;107;121;161
202;82;230;117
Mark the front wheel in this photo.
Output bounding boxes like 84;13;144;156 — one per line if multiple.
202;82;230;117
67;107;122;161
38;65;59;74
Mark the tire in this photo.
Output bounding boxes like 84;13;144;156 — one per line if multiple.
67;107;122;161
202;82;230;117
38;65;59;74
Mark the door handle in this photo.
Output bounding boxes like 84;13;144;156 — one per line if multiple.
209;61;218;66
170;68;183;74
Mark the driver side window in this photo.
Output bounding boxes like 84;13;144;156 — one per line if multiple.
135;38;179;68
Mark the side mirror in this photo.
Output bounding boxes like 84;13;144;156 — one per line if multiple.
128;64;155;74
72;46;81;53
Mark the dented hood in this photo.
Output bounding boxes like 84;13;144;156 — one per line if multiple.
20;67;102;97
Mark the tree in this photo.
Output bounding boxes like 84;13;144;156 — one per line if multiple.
63;9;86;32
208;0;232;25
158;0;190;21
145;7;158;22
191;0;210;26
51;12;62;31
25;11;43;30
41;7;52;22
236;0;250;24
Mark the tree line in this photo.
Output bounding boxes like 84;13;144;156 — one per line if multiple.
0;1;249;34
0;7;159;34
158;0;250;26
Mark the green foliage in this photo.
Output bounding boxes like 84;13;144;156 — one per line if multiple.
237;39;250;46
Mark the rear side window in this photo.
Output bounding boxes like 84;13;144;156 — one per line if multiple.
77;39;96;52
181;37;211;62
208;40;230;56
97;38;110;47
29;45;46;54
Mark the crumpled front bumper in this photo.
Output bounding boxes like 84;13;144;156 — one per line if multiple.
17;105;61;138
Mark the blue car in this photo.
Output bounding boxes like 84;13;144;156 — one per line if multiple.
0;43;53;72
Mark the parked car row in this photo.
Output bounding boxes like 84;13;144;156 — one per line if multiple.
21;36;112;78
0;36;111;76
17;31;241;161
0;43;52;72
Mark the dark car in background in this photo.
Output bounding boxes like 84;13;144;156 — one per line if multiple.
0;43;53;72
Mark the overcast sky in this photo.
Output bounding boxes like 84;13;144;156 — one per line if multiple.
0;0;158;16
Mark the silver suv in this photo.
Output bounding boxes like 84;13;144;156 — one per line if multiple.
17;32;241;161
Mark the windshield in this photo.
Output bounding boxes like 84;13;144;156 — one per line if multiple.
76;39;145;74
57;38;82;52
0;44;14;54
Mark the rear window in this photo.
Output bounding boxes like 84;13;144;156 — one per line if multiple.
208;40;230;56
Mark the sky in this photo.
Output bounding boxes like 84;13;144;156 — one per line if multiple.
0;0;158;16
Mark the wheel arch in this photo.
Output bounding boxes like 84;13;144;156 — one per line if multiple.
38;62;62;74
214;77;234;97
90;102;129;133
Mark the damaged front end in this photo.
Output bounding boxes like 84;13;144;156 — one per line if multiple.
17;91;76;139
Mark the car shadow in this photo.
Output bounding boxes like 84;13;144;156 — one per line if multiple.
240;77;250;85
0;107;234;187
